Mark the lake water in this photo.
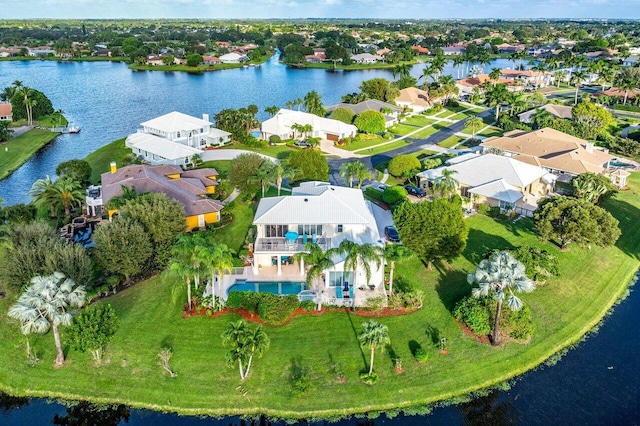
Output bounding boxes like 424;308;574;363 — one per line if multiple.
0;56;527;206
1;56;638;425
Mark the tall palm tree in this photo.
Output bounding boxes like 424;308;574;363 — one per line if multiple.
285;100;294;110
393;63;411;80
351;160;371;189
8;272;86;366
29;175;58;217
478;53;492;73
383;244;412;296
434;168;458;200
252;161;278;198
339;161;357;188
274;162;299;196
553;70;566;88
468;251;535;346
358;320;390;376
420;63;434;85
452;55;465;79
303;90;325;117
50;178;85;216
293;242;336;311
489;67;502;82
335;240;383;290
507;93;527;116
203;243;235;310
244;324;270;379
571;70;587;105
464;116;484;139
614;68;640;105
431;54;446;80
485;83;510;120
169;258;195;309
264;105;280;117
221;320;251;380
17;87;35;126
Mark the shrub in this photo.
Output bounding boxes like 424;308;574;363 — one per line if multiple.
288;357;313;395
422;157;443;170
388;293;405;310
258;293;300;325
447;99;460;108
365;186;383;201
363;296;386;311
504;305;534;340
402;290;424;309
453;295;492;335
360;371;378;385
330;107;355;124
414;347;428;363
300;300;315;311
226;291;261;313
388;154;421;177
382;186;408;205
476;204;500;218
354;110;386;133
268;135;282;144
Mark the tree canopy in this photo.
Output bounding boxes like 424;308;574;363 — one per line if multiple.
571;101;613;140
359;78;400;103
329;107;355;124
388;154;421;178
229;153;266;194
354;110;386;134
534;196;620;250
393;198;468;269
287;149;329;182
56;159;92;185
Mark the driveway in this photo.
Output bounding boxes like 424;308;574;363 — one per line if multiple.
371;203;394;239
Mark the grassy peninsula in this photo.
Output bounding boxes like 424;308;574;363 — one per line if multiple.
0;173;637;419
0;128;59;181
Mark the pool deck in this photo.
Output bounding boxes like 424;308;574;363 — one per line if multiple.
215;264;387;307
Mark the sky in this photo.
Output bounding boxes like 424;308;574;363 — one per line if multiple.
3;0;640;20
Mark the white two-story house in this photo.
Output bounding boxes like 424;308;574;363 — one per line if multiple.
239;181;385;306
125;111;231;167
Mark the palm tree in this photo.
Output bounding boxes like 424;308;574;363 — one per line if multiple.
489;67;501;82
274;162;299;196
203;243;234;310
303;90;325;117
29;175;58;217
336;240;383;290
293;242;336;311
244;324;270;379
614;68;640;105
553;71;565;88
8;272;86;366
285;100;294;110
169;258;194;309
485;83;510;121
420;64;434;85
571;70;587;105
478;53;492;73
264;105;280;117
431;54;446;80
339;162;357;188
221;320;251;380
252;161;278;198
393;63;411;80
351;160;371;189
294;98;304;111
50;178;85;216
468;251;535;346
17;87;35;126
434;168;458;199
464;116;484;139
452;55;465;79
383;244;412;296
358;320;390;376
530;108;553;130
507;93;527;116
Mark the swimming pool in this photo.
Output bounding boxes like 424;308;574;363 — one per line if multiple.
227;281;306;297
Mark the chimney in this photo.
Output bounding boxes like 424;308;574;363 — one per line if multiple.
110;161;117;174
202;113;210;123
585;142;594;153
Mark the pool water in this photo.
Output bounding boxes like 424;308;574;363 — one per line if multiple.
228;281;306;296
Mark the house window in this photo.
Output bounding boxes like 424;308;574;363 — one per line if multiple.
297;224;323;236
328;271;354;288
177;131;181;138
337;224;343;233
499;201;515;211
265;225;289;238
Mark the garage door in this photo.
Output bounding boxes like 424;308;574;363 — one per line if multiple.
326;133;339;141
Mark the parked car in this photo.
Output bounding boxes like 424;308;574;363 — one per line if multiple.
294;140;311;148
384;225;400;243
404;184;426;198
375;183;389;192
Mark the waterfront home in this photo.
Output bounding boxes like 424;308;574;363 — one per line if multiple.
325;100;401;128
411;45;430;55
518;104;573;124
219;52;248;63
245;181;386;306
0;103;12;121
261;109;357;142
203;56;222;65
623;56;639;67
500;69;553;88
125;111;231;167
416;153;556;216
495;43;525;53
350;53;383;64
456;74;524;95
394;87;432;113
86;163;223;231
27;46;55;57
442;46;466;56
305;53;326;63
481;128;613;178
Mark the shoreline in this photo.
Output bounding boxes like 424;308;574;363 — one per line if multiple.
0;128;60;181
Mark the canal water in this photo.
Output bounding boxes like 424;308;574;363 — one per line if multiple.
1;56;638;425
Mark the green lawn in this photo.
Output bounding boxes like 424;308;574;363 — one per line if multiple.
84;138;131;184
199;160;232;179
403;116;435;128
218;143;293;160
355;139;413;156
207;200;255;254
341;135;390;152
389;124;423;137
1;177;638;419
438;135;465;148
0;128;59;180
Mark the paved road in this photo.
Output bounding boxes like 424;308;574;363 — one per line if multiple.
327;109;494;186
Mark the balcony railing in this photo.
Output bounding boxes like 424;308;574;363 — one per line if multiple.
254;237;331;252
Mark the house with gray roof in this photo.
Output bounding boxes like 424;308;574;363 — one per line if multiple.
325;100;401;127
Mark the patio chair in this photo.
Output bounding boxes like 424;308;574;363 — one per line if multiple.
349;285;355;299
336;286;343;299
302;234;308;245
312;233;317;244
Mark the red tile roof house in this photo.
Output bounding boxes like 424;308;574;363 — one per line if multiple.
0;103;12;121
203;56;222;65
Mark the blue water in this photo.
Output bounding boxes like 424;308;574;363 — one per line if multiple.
0;56;530;205
228;281;306;296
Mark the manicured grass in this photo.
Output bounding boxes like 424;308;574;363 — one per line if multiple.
403;116;435;127
83;138;130;184
438;135;465;148
0;128;59;180
208;200;255;254
199;160;232;179
411;125;441;139
36;113;68;129
389;124;422;137
218;143;293;160
1;177;638;419
341;134;390;152
355;139;413;155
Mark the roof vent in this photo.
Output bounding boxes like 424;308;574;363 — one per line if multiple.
304;198;308;202
331;187;335;191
